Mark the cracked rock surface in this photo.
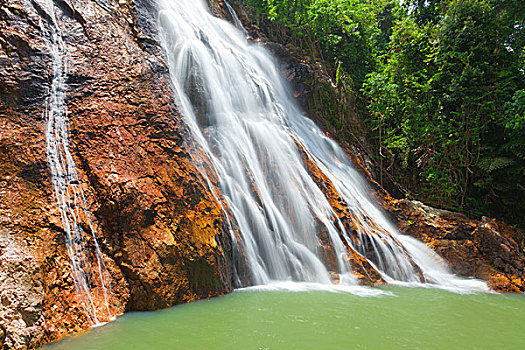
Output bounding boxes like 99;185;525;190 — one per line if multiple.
0;0;233;348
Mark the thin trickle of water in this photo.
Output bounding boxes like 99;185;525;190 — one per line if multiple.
158;0;487;293
37;0;113;324
224;1;249;37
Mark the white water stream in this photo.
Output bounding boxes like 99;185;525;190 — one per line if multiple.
157;0;488;293
38;0;112;324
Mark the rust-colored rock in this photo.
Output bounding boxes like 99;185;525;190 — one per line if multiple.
385;200;525;292
294;141;385;285
0;0;233;348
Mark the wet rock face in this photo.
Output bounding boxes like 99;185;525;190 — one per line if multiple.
0;0;233;348
387;200;525;292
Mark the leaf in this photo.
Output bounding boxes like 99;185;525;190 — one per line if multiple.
477;157;515;173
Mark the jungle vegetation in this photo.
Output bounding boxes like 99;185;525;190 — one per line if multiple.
241;0;525;227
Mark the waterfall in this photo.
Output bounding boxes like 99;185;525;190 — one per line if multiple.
158;0;487;293
38;0;113;324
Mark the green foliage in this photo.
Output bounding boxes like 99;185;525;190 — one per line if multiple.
403;0;444;24
244;0;397;85
364;0;524;224
241;0;524;226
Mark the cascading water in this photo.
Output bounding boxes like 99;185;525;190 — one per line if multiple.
158;0;488;293
38;0;113;323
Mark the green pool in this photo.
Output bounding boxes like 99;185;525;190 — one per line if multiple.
44;284;525;349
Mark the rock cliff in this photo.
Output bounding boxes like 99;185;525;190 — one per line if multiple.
0;0;233;348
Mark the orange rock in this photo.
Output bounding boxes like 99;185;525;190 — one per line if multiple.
0;0;233;347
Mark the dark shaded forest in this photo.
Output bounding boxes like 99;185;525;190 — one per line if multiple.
241;0;525;228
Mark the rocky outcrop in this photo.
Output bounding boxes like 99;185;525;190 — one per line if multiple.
0;0;233;348
388;200;525;292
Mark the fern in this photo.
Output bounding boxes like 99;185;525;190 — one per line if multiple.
477;157;515;173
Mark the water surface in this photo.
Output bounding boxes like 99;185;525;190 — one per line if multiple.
45;286;525;349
